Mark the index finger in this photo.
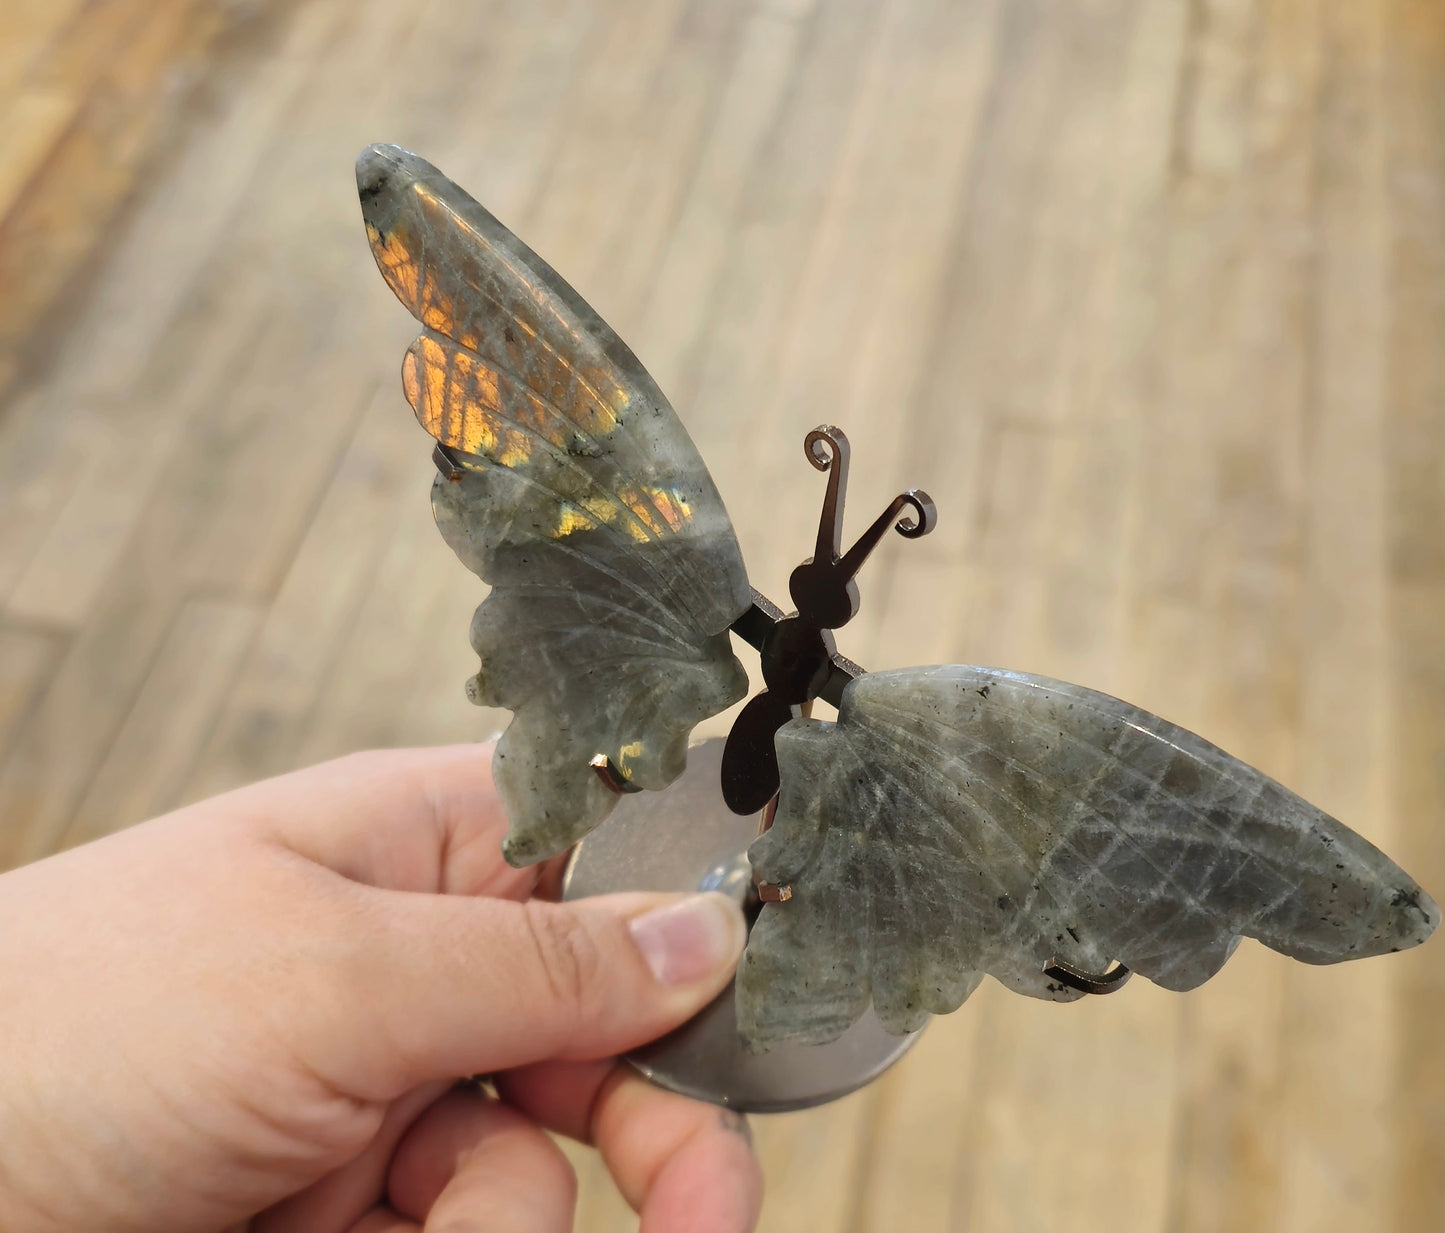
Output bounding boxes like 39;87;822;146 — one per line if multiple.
194;744;564;898
496;1061;762;1233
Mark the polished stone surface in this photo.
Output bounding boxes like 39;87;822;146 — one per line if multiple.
358;144;751;864
739;665;1441;1050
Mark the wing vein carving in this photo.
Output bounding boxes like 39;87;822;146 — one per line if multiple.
740;666;1438;1050
867;696;1288;916
359;143;749;866
421;361;670;550
486;581;695;650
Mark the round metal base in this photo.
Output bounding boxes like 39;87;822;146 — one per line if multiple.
562;738;920;1113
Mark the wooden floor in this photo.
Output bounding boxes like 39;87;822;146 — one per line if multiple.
3;0;1444;1228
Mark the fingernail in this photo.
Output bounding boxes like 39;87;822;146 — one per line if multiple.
629;893;746;985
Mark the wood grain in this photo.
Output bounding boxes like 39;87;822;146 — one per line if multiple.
0;0;1442;1228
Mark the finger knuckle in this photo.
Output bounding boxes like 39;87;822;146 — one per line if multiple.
520;900;602;1020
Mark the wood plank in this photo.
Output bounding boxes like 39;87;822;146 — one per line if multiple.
959;421;1186;1233
853;1012;982;1232
1113;11;1273;1232
542;0;751;332
182;387;431;799
634;0;816;399
759;0;1003;575
0;5;432;864
2;275;272;627
680;0;886;591
369;0;757;751
743;3;1031;1224
0;3;344;616
0;620;63;763
754;1087;879;1233
34;0;354;411
386;561;510;754
0;388;99;602
1390;586;1445;1233
1158;2;1330;1229
293;0;760;766
0;0;453;867
402;1;607;227
894;0;1129;483
1384;1;1445;1228
0;88;81;223
3;1;1445;1229
1273;2;1400;1229
0;313;372;870
187;0;640;789
63;598;258;847
0;0;88;101
0;0;229;396
928;5;1195;1232
517;0;695;285
291;477;484;767
24;0;187;91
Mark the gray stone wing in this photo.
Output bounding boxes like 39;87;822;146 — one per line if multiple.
357;144;751;865
738;665;1439;1050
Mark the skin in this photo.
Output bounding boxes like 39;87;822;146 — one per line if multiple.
0;745;760;1233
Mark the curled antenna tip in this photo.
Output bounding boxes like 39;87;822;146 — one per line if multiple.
804;425;848;471
894;489;937;539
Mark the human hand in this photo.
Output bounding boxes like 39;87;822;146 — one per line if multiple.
0;745;758;1232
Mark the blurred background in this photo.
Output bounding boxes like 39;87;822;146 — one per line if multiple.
1;0;1443;1229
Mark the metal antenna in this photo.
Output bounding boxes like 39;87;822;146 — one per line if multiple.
721;425;936;816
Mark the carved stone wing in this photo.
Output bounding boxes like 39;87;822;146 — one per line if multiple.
357;144;751;865
738;665;1439;1050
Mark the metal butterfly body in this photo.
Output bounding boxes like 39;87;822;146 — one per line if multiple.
357;143;1439;1054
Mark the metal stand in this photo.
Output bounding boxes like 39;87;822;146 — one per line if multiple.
562;738;921;1112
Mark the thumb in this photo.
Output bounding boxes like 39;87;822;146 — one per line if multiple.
331;889;747;1096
